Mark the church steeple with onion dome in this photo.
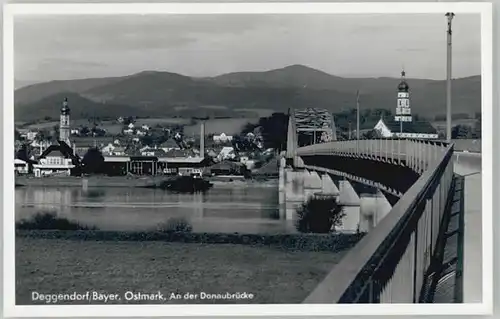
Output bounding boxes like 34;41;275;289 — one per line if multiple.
394;69;412;123
59;97;71;144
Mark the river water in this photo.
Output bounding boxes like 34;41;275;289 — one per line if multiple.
15;180;298;234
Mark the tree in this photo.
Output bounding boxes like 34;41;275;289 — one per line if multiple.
53;125;60;137
362;129;381;139
295;197;345;233
473;119;481;138
14;129;21;141
451;125;473;139
16;143;31;161
82;148;105;174
80;126;90;136
242;113;288;151
35;129;53;143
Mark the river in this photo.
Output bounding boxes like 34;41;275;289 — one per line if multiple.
15;180;298;234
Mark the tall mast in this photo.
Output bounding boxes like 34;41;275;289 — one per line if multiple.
445;12;455;142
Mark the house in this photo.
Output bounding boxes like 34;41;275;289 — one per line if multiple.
239;155;256;170
213;133;233;143
374;118;439;139
208;161;248;176
141;149;167;157
160;139;179;152
14;158;29;175
136;130;147;137
17;129;37;141
33;141;80;177
164;149;192;158
101;143;126;156
117;117;124;123
207;149;218;158
141;125;150;131
217;146;236;161
26;131;38;141
128;123;135;129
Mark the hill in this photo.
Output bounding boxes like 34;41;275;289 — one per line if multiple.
14;92;138;122
14;65;481;121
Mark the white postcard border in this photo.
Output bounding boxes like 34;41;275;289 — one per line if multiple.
3;2;493;317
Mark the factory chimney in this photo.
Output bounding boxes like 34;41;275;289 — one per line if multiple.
200;122;205;158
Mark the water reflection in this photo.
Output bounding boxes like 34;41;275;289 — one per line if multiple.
16;181;296;234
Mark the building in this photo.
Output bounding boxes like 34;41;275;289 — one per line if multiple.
374;120;439;139
217;146;236;161
59;98;71;145
373;70;438;139
33;141;79;177
102;154;207;176
14;159;29;175
208;160;249;177
16;129;38;141
213;133;233;143
159;139;180;152
101;143;126;156
28;98;81;177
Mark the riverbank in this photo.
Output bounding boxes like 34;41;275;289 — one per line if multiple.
16;230;363;251
15;176;164;188
15;175;277;188
16;236;348;304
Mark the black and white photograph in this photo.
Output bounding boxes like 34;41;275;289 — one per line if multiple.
2;2;493;317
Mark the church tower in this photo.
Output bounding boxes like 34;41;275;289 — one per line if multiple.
59;97;71;144
394;70;412;123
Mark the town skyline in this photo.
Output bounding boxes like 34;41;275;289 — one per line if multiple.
15;13;481;83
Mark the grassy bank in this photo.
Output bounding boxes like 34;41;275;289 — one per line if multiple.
16;230;363;252
16;237;347;304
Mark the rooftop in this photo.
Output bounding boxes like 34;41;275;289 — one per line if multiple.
382;119;438;134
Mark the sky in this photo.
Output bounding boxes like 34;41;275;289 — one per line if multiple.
14;13;481;83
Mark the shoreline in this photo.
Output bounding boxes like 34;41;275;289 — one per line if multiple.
15;175;278;188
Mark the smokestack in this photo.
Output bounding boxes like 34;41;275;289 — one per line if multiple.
200;122;205;158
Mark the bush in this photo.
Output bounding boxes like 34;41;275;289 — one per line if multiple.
157;217;193;233
16;211;98;230
295;197;345;233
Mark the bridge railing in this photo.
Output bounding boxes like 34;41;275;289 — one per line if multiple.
302;139;455;303
297;138;450;174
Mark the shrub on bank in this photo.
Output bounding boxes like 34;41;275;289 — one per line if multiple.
296;197;345;233
16;211;99;231
157;217;193;233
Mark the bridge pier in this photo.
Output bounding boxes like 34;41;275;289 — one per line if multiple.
280;163;391;233
337;180;361;233
321;173;340;199
281;166;306;220
359;189;392;233
304;170;323;201
278;157;286;207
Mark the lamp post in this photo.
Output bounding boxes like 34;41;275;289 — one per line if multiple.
356;90;360;154
445;12;455;142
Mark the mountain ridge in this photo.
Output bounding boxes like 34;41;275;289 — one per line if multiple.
14;64;481;121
